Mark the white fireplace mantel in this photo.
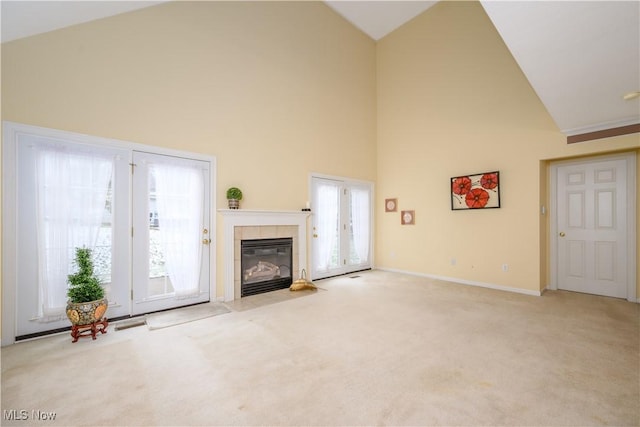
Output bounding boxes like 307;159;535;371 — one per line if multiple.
218;209;310;301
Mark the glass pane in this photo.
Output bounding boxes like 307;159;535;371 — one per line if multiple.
349;229;360;264
147;171;174;297
349;187;370;265
314;182;341;271
94;179;113;285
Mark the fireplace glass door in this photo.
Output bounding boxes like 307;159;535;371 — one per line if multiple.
241;238;292;296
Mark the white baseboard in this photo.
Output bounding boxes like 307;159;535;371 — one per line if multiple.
376;268;542;297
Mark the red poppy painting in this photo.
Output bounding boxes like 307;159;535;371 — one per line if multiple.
451;171;500;210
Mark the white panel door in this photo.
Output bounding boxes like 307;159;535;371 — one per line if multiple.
131;152;210;315
556;158;628;298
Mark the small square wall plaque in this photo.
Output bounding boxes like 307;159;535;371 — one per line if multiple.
401;210;415;225
385;198;397;212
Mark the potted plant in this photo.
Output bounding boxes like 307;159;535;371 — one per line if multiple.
65;247;108;328
226;187;243;209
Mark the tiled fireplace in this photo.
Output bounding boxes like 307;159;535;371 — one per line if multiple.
219;210;310;301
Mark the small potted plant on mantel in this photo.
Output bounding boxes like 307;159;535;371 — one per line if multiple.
226;187;243;209
65;247;109;342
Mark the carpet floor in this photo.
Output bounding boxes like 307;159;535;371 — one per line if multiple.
1;270;638;426
145;302;231;330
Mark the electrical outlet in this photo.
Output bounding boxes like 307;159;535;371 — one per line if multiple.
451;258;456;266
502;264;509;272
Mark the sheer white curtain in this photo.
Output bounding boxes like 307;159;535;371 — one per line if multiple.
350;187;370;264
35;146;112;317
314;181;340;271
152;162;204;298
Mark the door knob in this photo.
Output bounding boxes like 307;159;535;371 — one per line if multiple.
559;232;565;237
313;234;318;238
202;238;211;244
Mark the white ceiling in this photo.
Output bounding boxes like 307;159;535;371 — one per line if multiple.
0;1;167;43
325;1;437;41
1;1;639;137
481;1;639;135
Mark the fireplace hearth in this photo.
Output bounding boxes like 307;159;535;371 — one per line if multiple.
241;238;293;297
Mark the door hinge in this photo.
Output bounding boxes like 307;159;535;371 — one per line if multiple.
343;259;346;265
131;289;133;300
131;227;134;237
130;162;136;174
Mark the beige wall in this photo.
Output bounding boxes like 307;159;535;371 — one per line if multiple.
376;1;639;295
1;1;377;302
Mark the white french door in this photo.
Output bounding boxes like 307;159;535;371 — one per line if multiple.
4;122;215;342
552;153;636;300
310;176;373;280
14;134;130;337
131;152;210;315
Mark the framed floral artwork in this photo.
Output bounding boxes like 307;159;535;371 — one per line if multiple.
451;171;500;210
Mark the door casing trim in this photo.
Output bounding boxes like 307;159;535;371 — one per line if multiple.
308;172;375;280
548;151;636;302
2;121;217;345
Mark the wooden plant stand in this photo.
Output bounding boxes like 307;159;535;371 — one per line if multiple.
70;318;108;343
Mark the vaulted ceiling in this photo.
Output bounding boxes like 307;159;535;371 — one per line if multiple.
1;1;638;139
481;1;639;139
